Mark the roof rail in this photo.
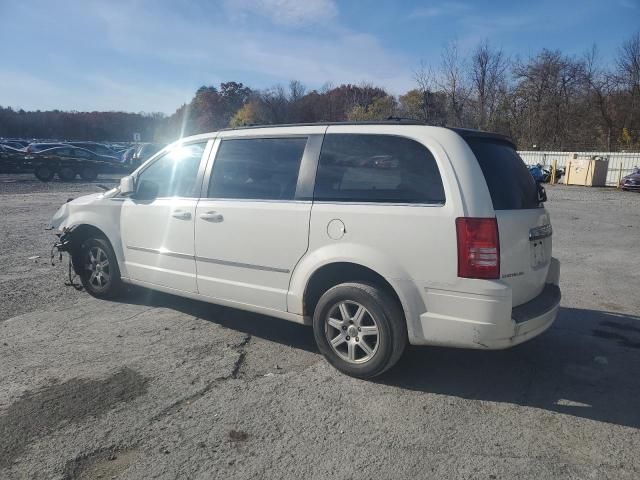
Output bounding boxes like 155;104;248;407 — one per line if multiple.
220;119;428;131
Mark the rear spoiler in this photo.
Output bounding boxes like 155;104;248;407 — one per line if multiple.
447;128;516;149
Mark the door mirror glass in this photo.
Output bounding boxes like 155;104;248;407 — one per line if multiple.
119;175;135;196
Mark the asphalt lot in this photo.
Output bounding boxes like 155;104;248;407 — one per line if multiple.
1;173;640;479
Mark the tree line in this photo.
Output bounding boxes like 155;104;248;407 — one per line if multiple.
1;33;639;151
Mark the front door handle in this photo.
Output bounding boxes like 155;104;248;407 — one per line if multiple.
199;211;224;223
171;210;191;220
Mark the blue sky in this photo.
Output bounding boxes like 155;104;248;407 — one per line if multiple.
0;0;638;114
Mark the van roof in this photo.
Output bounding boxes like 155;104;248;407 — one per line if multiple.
219;119;427;131
181;121;515;147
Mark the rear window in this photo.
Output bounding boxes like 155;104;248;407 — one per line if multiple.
314;134;445;204
465;138;539;210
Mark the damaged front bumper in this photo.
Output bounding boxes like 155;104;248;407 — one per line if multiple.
52;226;77;254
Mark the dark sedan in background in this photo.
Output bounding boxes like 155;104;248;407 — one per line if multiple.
66;141;121;158
25;146;130;181
620;167;640;191
0;144;28;173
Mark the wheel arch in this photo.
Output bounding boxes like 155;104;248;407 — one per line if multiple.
288;243;427;342
63;224;115;273
301;262;405;321
59;216;126;275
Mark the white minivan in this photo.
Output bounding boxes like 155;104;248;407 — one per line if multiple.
51;122;560;378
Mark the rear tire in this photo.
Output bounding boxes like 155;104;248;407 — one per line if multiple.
75;237;122;299
312;282;407;379
79;166;98;182
58;167;76;182
34;165;55;182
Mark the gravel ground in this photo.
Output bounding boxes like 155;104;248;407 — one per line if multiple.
1;174;640;479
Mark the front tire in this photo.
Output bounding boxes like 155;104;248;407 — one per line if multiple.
312;282;407;378
79;166;98;181
75;237;122;299
34;164;55;182
58;166;77;181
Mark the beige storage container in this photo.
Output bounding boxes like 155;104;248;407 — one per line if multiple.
564;155;609;187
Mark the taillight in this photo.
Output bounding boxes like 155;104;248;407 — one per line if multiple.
456;217;500;279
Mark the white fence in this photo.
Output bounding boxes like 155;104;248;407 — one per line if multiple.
518;151;640;186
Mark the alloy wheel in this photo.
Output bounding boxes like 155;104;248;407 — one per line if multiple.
324;300;380;364
85;246;111;290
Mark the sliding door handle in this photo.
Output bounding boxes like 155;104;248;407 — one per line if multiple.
199;211;224;223
171;210;191;220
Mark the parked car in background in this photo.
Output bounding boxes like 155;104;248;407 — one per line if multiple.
50;122;560;378
0;144;27;173
25;142;67;154
132;143;166;166
120;146;137;165
620;167;640;191
1;140;27;150
67;142;119;159
26;146;130;181
13;139;31;148
109;143;130;153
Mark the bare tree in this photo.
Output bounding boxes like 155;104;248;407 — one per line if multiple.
469;40;509;130
438;41;471;126
616;32;640;128
259;85;289;124
617;32;640;96
288;80;306;102
512;49;585;149
584;45;617;150
405;61;445;124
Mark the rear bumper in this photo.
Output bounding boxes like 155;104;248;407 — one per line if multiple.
412;257;561;349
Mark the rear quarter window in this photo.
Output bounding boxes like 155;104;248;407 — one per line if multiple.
314;134;445;204
465;138;539;210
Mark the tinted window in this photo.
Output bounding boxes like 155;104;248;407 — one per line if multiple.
136;142;205;198
208;138;307;200
465;138;539;210
73;148;91;158
95;146;111;155
314;134;445;204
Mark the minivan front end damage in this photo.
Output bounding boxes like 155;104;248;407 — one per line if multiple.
48;190;121;278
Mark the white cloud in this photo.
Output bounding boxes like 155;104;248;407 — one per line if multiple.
225;0;338;26
409;2;470;19
0;0;414;113
91;2;414;93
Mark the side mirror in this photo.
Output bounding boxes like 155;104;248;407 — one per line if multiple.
119;175;135;196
